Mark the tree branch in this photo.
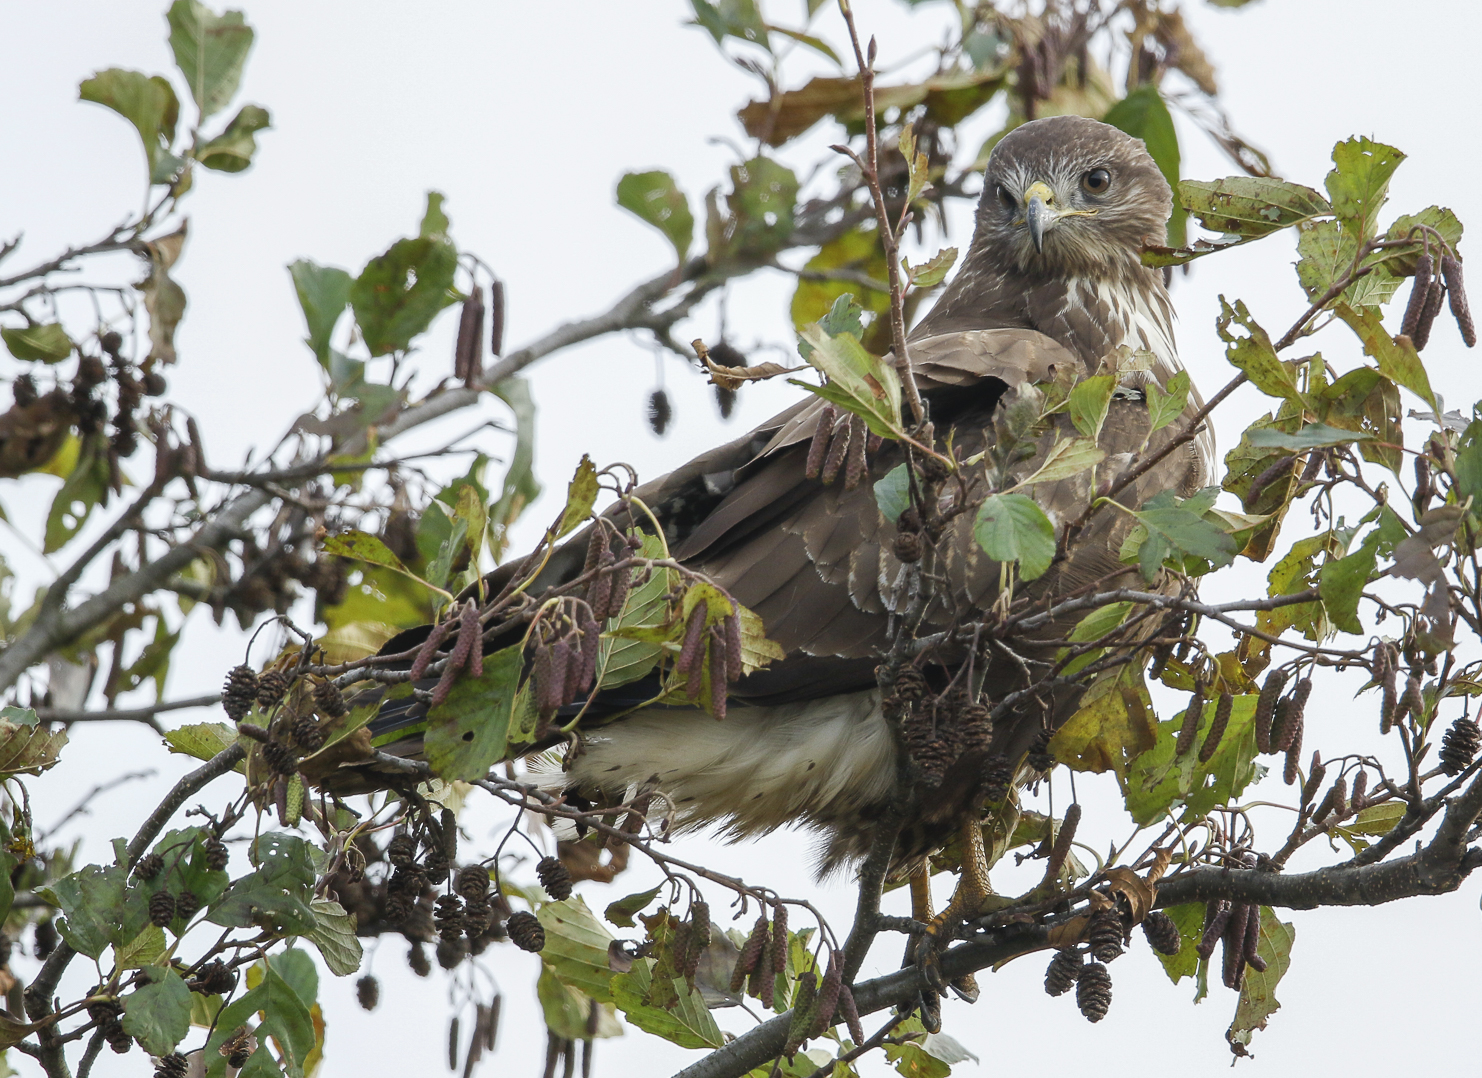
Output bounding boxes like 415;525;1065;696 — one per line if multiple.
34;693;221;726
22;742;246;1078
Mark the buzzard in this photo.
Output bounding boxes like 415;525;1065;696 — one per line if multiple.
356;115;1210;926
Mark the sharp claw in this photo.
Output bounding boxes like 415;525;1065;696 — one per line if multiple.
948;973;980;1004
918;989;943;1034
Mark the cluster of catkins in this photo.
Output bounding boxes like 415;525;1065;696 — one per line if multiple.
805;403;881;491
673;599;744;721
221;664;348;778
887;668;1008;795
134;836;228;929
409;598;485;706
1400;249;1474;350
729;904;864;1055
1196;855;1267;991
1043;900;1182;1022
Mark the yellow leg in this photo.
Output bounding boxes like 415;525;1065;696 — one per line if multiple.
915;817;992;1002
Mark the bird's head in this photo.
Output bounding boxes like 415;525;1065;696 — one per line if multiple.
973;114;1172;278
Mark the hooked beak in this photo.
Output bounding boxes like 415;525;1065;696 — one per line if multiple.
1023;180;1056;254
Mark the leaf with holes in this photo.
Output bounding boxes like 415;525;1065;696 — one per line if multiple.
423;642;522;781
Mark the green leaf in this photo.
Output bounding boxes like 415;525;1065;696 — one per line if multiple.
1103;86;1184;245
874;464;911;525
1294;219;1400;310
724;157;797;258
114;924;167;970
1455;419;1482;505
420;191;450;238
1018;436;1105;486
1068;374;1115;439
1333;302;1436;410
1383;206;1464;276
1048;663;1157;779
1216;297;1303;406
1246;423;1374;452
288;259;351;367
349;196;459;355
558;455;599;538
79;69;183;183
610;958;724;1049
43;863;145;959
689;0;769;51
883;1016;953;1078
1131;493;1238;581
790;230;888;334
1067;602;1133;644
166;0;254;121
616;171;694;264
1319;539;1376;635
540;897;617;1003
794;325;902;438
208;832;317;935
490;380;542;559
1227;909;1294;1053
423;642;522;781
1178;176;1330;237
898;122;931;206
538;966;623;1041
204;965;315;1078
0;717;67;778
1145;369;1190;434
596;533;678;690
122;967;191;1056
44;434;110;553
265;947;319;1007
1;323;72;363
1125;691;1261;823
973;492;1055;581
1325;136;1404;241
605;886;663;928
195;102;270;172
163;722;244;770
902;246;958;288
321;530;445;598
303;898;363;976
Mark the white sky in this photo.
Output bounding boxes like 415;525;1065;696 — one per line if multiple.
3;1;1482;1076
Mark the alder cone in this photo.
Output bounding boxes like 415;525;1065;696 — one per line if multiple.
1076;961;1112;1022
1087;906;1124;963
1141;910;1182;956
537;856;573;901
356;974;380;1011
1044;949;1082;996
507;910;545;952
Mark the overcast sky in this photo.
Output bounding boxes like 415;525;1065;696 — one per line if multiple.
3;1;1482;1076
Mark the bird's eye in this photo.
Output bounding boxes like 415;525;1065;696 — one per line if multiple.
996;183;1017;211
1082;168;1111;194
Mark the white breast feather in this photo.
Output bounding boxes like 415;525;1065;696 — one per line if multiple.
554;691;896;840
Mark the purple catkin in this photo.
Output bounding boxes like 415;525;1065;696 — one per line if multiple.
819;412;852;485
1412;279;1445;350
1442;254;1476;347
459;601;482;677
724;611;743;681
1176;685;1204;758
1401;254;1433;338
843;415;868;491
709;632;728;721
1196;899;1229;960
677;604;708;683
606;558;631;621
410;619;453;680
805;404;836;479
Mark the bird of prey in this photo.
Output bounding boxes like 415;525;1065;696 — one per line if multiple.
354;114;1210;922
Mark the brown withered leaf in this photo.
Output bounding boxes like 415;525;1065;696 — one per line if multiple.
702;359;802;393
137;221;189;365
0;390;74;478
1104;866;1156;924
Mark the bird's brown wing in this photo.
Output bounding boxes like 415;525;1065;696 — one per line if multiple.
634;326;1206;705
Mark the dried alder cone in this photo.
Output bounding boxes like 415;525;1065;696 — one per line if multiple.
1141;910;1182;956
1044;948;1083;996
1076;961;1112;1022
536;856;573;901
506;910;545;953
1438;717;1481;776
